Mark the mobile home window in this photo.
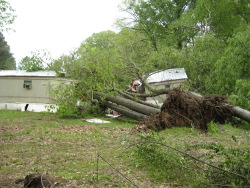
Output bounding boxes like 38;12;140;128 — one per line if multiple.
165;84;170;89
23;80;32;89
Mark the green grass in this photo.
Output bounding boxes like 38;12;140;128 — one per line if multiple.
0;110;250;187
0;110;141;187
132;123;250;187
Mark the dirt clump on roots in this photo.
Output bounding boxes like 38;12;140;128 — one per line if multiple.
135;88;234;132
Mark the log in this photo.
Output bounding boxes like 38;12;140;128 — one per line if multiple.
105;102;149;120
231;106;250;123
95;92;160;116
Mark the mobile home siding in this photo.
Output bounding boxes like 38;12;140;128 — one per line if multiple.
0;77;67;104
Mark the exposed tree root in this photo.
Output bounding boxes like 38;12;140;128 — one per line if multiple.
135;89;235;132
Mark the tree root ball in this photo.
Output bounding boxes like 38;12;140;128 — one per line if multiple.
135;88;234;132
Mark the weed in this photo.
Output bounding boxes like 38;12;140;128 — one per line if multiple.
207;121;221;134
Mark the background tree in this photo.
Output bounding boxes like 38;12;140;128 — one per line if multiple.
0;31;15;69
0;0;16;32
48;52;77;75
121;0;197;49
18;49;53;71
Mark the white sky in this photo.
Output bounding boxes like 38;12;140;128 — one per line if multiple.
3;0;125;64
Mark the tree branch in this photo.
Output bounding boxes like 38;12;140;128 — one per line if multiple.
117;89;161;109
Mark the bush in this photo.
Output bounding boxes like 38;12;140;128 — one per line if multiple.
50;83;82;118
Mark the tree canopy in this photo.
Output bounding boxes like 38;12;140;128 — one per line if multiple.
0;0;16;32
0;0;16;69
18;50;53;72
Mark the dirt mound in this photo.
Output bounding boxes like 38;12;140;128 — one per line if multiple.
135;89;234;132
14;172;81;188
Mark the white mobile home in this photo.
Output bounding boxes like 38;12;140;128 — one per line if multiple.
145;68;188;106
0;70;72;112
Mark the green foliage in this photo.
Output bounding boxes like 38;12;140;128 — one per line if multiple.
133;135;208;187
50;82;105;118
48;52;76;74
0;0;16;32
213;149;250;186
18;49;53;71
116;28;156;76
122;0;196;49
171;34;226;93
50;83;80;118
53;29;157;97
214;25;250;95
193;143;250;186
18;56;44;71
0;31;15;69
193;0;247;38
73;31;123;92
134;132;250;187
207;121;221;134
229;79;250;111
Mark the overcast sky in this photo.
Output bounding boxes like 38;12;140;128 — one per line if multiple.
3;0;125;64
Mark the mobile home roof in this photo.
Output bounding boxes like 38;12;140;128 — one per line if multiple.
146;68;188;83
0;70;56;77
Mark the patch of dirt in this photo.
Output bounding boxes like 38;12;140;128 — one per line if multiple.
62;125;95;134
135;89;234;132
112;128;132;134
0;125;24;133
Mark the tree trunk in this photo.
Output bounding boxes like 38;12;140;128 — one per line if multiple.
94;92;160;116
231;106;250;123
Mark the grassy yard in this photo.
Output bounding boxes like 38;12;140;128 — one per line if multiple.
0;110;249;187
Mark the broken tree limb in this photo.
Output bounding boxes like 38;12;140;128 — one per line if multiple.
105;102;149;120
94;92;160;116
122;88;169;98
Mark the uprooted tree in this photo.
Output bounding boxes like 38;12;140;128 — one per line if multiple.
93;84;250;132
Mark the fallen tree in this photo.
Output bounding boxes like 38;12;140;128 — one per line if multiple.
94;88;250;132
